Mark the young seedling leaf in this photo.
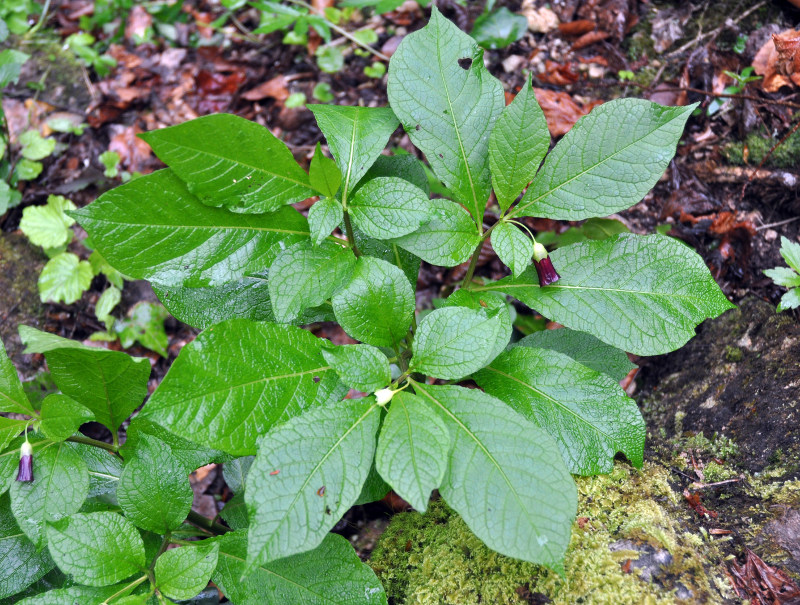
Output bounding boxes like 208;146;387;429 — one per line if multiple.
308;197;344;246
491;221;534;277
19;196;76;249
154;542;219;601
38;253;93;305
309;142;342;198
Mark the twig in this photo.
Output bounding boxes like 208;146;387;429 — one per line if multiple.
756;216;800;231
742;119;800;200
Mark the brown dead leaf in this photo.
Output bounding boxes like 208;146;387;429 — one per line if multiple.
532;88;596;137
108;124;154;173
537;60;580;86
242;75;290;102
753;30;800;92
558;19;595;36
124;5;152;41
729;548;800;605
571;30;610;50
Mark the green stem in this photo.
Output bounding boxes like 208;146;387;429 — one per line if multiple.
284;0;390;61
186;510;230;535
342;211;361;257
149;532;171;573
25;0;51;37
67;434;118;454
460;222;499;290
102;574;148;604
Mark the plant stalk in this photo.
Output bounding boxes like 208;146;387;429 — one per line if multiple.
342;211;361;257
187;510;230;535
68;434;118;453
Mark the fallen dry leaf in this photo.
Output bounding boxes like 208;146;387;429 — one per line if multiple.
753;29;800;92
124;5;152;41
558;19;596;36
571;30;610;51
532;88;598;137
729;548;800;604
242;75;291;102
108;124;154;173
537;60;580;86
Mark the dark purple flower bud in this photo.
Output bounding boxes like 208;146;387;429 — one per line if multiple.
533;242;560;286
17;441;33;482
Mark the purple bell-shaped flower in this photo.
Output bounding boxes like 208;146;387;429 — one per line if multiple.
17;441;33;482
533;242;560;286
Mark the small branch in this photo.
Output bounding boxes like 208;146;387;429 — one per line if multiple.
68;434;118;454
342;211;361;257
460;222;498;290
186;510;230;535
757;216;800;231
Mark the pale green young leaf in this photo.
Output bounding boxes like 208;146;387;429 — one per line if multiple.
321;344;391;393
10;442;89;548
348;177;432;240
332;256;415;347
515;328;636;382
359;154;430;195
71;169;310;288
142;320;347;456
38;252;93;304
154;542;218;601
117;434;193;533
514;100;697;220
46;512;145;586
139;114;314;214
764;267;800;288
778;288;800;313
39;394;94;442
88;250;125;289
19;326;151;431
410;306;503;379
309;142;341;198
19;196;77;249
115;301;169;356
376;392;449;512
223;457;254;494
269;241;356;323
308;197;344;245
0;339;35;416
491;221;533;277
19;131;55;161
245;399;380;570
213;531;387;605
388;199;479;267
779;235;800;273
307;105;399;194
387;7;504;224
0;493;54;600
413;383;576;570
475;233;735;355
475;347;645;475
95;286;121;328
440;289;512;367
488;78;549;210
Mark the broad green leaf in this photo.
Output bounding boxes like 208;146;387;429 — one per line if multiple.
332;256;415;348
38;252;93;304
46;512;145;586
0;417;28;456
220;493;248;530
475;347;645;475
764;267;800;288
121;417;228;473
514;100;697;220
143;319;347;456
39;394;94;442
10;442;89;548
213;531;387;605
15;159;43;181
19;326;151;431
19;196;77;249
388;199;479;267
413;383;576;570
321;344;391;393
475;233;735;355
88;250;125;289
0;454;16;497
223;457;254;494
245;399;380;570
154;542;219;601
348;177;431;240
376;392;449;512
0;49;30;88
269;241;355;323
308;197;343;246
16;583;134;605
582;217;630;240
440;289;512;367
152;277;276;329
471;6;527;50
71;169;310;288
410;306;503;379
0;339;35;416
359;154;430;195
387;7;504;223
779;235;800;273
70;442;123;499
352;228;420;290
114;302;169;356
309;143;341;198
139;114;314;214
515;328;636;382
19;131;55;162
117;434;193;533
354;460;390;505
491;221;533;277
778;288;800;313
307;105;399;195
488;78;548;210
0;493;54;599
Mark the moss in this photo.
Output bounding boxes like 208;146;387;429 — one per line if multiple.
723;125;800;170
369;463;730;604
724;346;743;363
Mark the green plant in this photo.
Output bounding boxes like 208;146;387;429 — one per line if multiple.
0;9;734;603
706;67;761;115
764;235;800;312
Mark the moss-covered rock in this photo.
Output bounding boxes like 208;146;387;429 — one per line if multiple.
369;463;732;604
